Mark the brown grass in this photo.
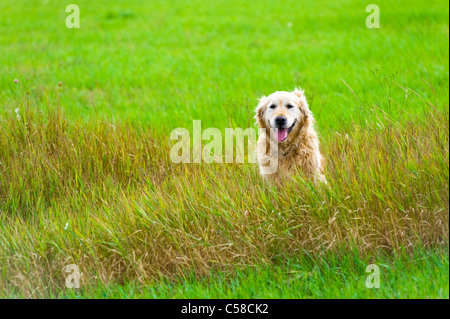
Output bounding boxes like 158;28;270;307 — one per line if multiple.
0;97;448;297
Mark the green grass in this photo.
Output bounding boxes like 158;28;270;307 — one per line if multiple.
1;0;448;129
46;248;450;299
0;0;448;299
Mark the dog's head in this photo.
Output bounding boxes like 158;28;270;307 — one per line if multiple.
255;88;311;142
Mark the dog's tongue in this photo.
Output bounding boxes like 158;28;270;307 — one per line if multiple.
276;128;288;141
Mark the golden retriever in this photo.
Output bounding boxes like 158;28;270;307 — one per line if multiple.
255;88;326;183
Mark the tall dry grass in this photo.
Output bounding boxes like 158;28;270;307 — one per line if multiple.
0;89;448;297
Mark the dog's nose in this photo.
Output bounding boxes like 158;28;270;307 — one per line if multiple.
275;116;286;127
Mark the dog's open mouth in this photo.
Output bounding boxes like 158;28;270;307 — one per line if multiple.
275;120;297;142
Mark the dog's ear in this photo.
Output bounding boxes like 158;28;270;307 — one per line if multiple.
255;96;268;128
292;87;312;117
292;87;305;99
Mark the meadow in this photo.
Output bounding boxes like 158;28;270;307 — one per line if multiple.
0;0;448;298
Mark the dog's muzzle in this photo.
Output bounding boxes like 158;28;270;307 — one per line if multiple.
274;119;297;142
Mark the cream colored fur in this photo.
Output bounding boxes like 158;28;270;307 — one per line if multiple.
255;88;326;183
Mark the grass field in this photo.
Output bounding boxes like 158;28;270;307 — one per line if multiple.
0;0;448;299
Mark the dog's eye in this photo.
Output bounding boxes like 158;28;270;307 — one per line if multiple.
269;104;276;109
286;104;294;109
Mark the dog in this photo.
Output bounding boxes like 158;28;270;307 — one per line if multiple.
255;88;326;183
